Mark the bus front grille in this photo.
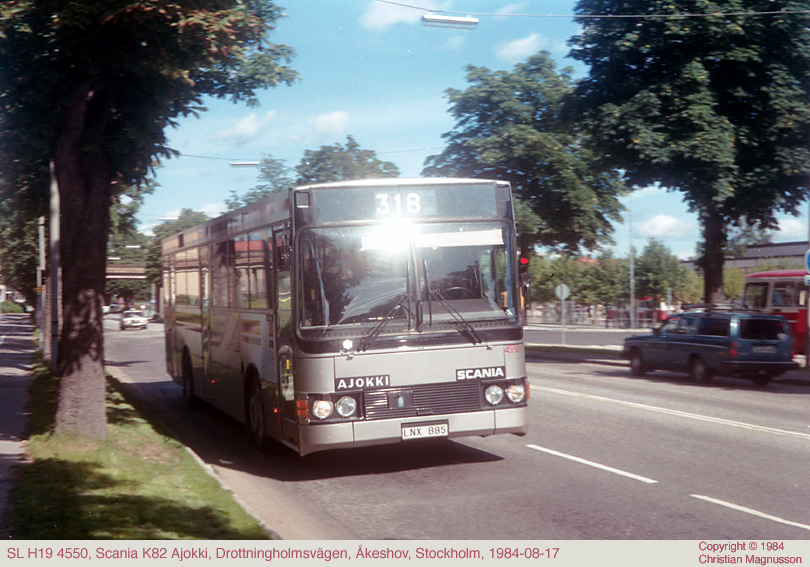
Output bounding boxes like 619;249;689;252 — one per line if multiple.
363;381;483;420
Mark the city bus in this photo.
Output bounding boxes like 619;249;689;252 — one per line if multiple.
162;178;528;456
741;269;807;354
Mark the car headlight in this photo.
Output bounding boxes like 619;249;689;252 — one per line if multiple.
335;396;358;418
484;384;504;405
311;399;334;420
506;383;526;403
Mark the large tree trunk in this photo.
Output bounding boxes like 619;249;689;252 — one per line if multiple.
53;85;111;440
699;209;726;304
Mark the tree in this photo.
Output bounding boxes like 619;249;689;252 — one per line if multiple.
225;154;294;211
0;175;42;305
0;1;297;439
635;239;691;304
568;0;810;302
580;252;630;307
423;52;626;257
724;218;774;258
295;136;399;184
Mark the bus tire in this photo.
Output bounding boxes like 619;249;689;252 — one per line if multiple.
247;376;270;451
181;351;199;409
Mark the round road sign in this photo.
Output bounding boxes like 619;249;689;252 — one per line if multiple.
555;283;570;300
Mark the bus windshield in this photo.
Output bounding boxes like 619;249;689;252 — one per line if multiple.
299;221;516;340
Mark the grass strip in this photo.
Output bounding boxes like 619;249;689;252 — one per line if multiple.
9;357;272;540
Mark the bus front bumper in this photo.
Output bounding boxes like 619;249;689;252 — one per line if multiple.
297;406;528;456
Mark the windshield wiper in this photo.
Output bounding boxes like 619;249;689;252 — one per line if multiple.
430;288;484;345
356;294;410;353
305;236;330;330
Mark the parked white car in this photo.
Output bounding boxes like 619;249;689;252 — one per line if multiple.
120;309;148;330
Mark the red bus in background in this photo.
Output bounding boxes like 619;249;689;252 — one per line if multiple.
742;270;807;354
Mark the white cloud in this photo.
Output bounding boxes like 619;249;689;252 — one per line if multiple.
309;111;349;137
638;214;693;239
776;217;806;240
214;111;277;145
496;33;544;63
441;35;466;51
360;0;451;31
495;4;525;16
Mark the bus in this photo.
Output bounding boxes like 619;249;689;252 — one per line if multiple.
162;178;528;456
741;269;807;354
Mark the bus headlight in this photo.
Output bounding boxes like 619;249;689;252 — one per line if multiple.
311;399;334;420
484;384;504;405
506;383;526;403
335;395;358;418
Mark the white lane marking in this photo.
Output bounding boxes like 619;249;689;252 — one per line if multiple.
691;495;810;532
526;444;658;484
531;384;810;441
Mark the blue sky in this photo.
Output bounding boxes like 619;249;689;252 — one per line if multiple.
138;0;809;260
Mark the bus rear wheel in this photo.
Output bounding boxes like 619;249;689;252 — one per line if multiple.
247;378;269;451
181;352;199;409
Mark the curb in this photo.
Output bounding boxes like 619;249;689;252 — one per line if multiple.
105;368;282;540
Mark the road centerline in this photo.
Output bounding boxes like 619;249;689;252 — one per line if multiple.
526;444;658;484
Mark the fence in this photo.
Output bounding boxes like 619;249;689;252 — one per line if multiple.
525;302;666;329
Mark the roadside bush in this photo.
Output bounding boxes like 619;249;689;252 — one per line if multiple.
1;300;24;313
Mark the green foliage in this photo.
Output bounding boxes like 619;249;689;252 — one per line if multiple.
527;242;704;308
1;300;25;313
295;135;399;185
723;218;775;258
0;1;298;191
635;239;690;301
580;252;630;306
569;0;810;299
11;362;270;539
723;266;746;300
424;52;626;254
0;201;40;304
226;155;294;211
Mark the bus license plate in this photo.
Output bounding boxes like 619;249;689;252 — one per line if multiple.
402;422;449;440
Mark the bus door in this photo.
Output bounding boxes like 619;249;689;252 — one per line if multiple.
274;226;298;445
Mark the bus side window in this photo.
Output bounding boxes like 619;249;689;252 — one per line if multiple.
249;231;272;310
211;240;234;308
234;235;249;308
773;283;796;307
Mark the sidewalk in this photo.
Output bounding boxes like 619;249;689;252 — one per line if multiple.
0;313;35;538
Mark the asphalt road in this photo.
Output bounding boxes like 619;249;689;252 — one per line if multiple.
104;318;810;540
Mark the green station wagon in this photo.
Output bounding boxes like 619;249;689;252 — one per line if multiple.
622;310;798;387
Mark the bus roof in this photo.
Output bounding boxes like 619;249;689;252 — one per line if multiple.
294;177;508;191
745;269;806;279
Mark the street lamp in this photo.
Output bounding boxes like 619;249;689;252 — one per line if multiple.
421;13;479;29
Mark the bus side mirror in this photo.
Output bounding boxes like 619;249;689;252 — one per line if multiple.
520;272;531;312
